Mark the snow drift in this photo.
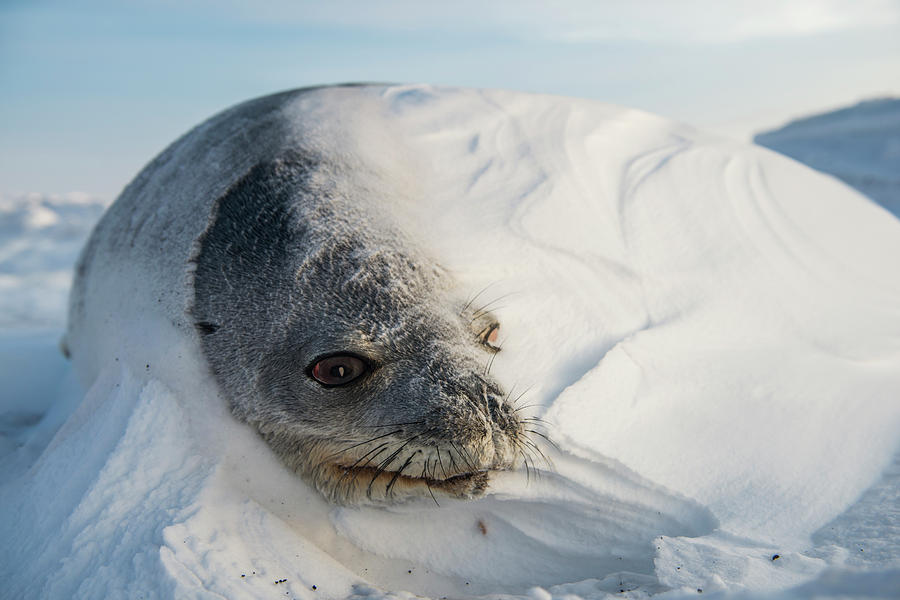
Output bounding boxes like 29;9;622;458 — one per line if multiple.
1;85;899;599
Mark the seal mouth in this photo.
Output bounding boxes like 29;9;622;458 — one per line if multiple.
305;405;524;504
327;461;494;502
338;464;483;484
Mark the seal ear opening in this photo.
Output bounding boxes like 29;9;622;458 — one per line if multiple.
196;321;220;335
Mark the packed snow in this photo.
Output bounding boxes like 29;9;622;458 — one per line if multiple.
1;86;899;599
755;97;900;219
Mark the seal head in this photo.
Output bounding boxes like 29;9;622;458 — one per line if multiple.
190;151;523;504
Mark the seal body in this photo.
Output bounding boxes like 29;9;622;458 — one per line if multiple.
66;85;524;504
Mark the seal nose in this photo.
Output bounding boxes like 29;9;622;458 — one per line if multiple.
486;390;515;427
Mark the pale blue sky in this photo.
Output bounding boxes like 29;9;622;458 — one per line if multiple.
3;0;899;199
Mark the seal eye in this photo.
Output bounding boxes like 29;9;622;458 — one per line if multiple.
310;355;367;386
478;323;501;352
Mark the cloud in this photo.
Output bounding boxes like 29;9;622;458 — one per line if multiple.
205;0;900;44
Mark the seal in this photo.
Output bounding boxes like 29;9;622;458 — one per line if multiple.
66;85;527;504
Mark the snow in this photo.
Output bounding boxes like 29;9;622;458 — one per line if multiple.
0;192;107;330
1;86;899;599
754;97;900;219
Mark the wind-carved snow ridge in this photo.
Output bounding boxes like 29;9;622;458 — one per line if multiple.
2;86;900;599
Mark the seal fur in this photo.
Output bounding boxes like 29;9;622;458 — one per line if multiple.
190;150;523;503
67;85;525;504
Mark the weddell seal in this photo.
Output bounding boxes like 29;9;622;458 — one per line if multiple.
65;84;529;504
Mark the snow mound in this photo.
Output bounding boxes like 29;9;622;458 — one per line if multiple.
2;86;900;599
754;98;900;218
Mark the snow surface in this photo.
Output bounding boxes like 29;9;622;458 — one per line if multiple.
755;98;900;219
0;192;107;330
1;85;900;599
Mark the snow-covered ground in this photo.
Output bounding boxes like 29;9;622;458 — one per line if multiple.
755;98;900;219
0;193;107;463
1;86;899;599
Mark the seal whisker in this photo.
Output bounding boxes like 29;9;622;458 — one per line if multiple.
472;305;508;322
386;452;416;497
321;429;402;462
419;459;440;506
521;416;551;428
460;443;481;472
504;384;517;404
449;441;476;471
525;429;560;450
526;452;542;481
513;433;547;481
426;454;435;481
435;446;447;479
447;446;459;474
484;346;501;376
460;282;499;316
367;435;420;498
470;291;518;321
339;445;390;503
522;437;553;471
519;448;532;483
521;416;550;424
336;442;389;476
335;442;389;489
511;385;535;407
374;440;410;473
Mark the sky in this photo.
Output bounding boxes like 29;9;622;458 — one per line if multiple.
2;0;899;200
